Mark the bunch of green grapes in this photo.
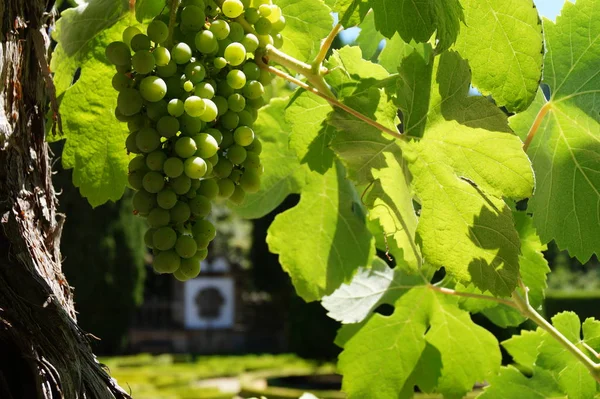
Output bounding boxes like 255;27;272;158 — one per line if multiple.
105;0;283;281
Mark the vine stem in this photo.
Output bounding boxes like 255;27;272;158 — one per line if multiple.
255;57;405;141
523;102;551;151
312;23;343;73
166;0;180;47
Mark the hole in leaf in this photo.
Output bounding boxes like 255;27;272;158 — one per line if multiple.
397;109;404;133
541;83;551;100
374;303;394;317
71;67;81;86
376;249;396;268
430;267;446;284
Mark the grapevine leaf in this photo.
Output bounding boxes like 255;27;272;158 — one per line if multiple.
267;162;375;301
378;34;430;74
135;0;166;22
478;366;566;399
582;318;600;353
338;287;500;399
356;12;384;60
285;92;336;174
501;329;545;372
50;2;132;207
321;258;420;324
454;0;543;112
367;0;464;51
508;0;600;262
324;0;369;27
275;0;333;62
234;98;307;219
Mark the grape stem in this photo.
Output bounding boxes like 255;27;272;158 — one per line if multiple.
256;56;405;141
311;23;343;74
166;0;180;47
522;101;551;151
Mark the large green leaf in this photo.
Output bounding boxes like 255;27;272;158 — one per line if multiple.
478;366;566;399
337;287;500;398
267;162;375;301
356;12;384;60
398;51;533;296
509;0;600;262
501;329;545;372
324;0;369;27
234;99;307;219
135;0;166;22
274;0;333;62
368;0;464;51
454;0;543;112
51;1;132;207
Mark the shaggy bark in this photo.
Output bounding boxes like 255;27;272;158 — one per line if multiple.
0;1;129;398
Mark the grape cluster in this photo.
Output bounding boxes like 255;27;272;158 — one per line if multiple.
106;0;283;280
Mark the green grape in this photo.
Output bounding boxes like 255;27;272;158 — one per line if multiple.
175;136;198;158
207;153;219;165
195;248;209;261
128;170;145;190
194;82;215;98
126;133;141;154
259;68;273;85
234;126;254;146
247;96;265;108
189;195;211;217
216;38;233;57
244;7;260;24
175;235;198;259
227;144;247;164
213;157;233;178
229;169;243;184
199;99;218;122
273;33;283;48
112;73;131;92
254;17;272;35
170;201;191;224
105;41;131;66
192;219;217;241
220;130;235;148
147;20;169;44
168;99;185;117
186;189;198;199
129;155;147;172
171;42;193;64
148;207;171;227
184;0;206;7
184;96;206;117
213;96;229;116
213;57;228;70
133;190;157;214
244;105;259;121
144;228;156;248
123;26;142;46
181;5;206;31
222;0;244;18
242;62;260;81
178;257;201;279
221;110;240;130
157;59;178;77
166;76;185;98
170;175;192;195
157;188;178;209
258;3;271;16
136;127;161;152
229;22;245;42
143;171;166;193
146;150;167;171
131;34;151;51
115;107;130;122
226;69;246;89
153;46;171;66
180;113;204;134
206;128;223;145
115;63;132;74
183;80;194;92
246;138;262;154
184;156;207;179
267;4;282;22
195;30;218;53
240;169;261;193
127;114;145;131
216;80;235;97
243;80;264;99
229;185;246;204
194;133;219;158
243;151;261;169
197;178;219;199
217;178;235;198
173;268;190;281
241;33;259;53
117;88;142;116
257;34;273;48
204;160;214;176
164;157;184;178
271;15;286;32
153;226;177;250
153;250;181;273
146;99;168;121
210;19;230;40
224;43;246;66
237;109;254;127
132;50;155;74
157;116;180;138
191;179;202;190
139;76;167;102
184;61;207;83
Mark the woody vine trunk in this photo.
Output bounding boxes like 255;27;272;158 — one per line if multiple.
0;1;128;398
